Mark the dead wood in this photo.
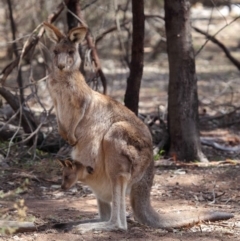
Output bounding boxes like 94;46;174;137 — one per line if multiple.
0;1;71;155
199;106;240;130
0;121;24;141
154;158;239;168
0;220;36;234
200;137;240;153
0;87;37;135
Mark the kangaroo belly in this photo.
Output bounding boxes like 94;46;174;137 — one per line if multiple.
89;180;112;203
86;177;132;203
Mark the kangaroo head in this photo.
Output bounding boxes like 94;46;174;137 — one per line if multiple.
43;22;87;72
58;159;80;190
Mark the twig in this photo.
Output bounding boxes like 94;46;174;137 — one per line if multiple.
193;26;240;70
201;105;240;121
47;0;69;23
62;0;87;27
209;189;216;204
206;7;214;34
18;23;43;71
194;16;240;56
95;20;131;45
16;121;44;145
210;0;228;24
0;34;31;47
0;108;20;132
12;172;40;182
82;0;98;10
0;87;36;134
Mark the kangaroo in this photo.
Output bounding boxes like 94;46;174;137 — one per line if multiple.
43;22;233;233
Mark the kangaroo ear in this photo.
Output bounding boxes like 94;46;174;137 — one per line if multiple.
65;160;74;169
68;26;87;44
57;159;66;167
43;22;64;43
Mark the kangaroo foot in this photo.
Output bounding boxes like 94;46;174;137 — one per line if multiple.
72;221;127;234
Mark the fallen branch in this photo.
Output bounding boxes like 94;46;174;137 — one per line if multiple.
201;137;240;153
12;172;40;182
0;220;36;234
0;87;37;136
0;121;24;142
199;105;240;128
154;159;239;168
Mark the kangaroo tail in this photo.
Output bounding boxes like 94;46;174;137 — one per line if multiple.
130;161;233;229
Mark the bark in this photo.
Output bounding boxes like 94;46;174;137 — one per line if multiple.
124;0;144;115
164;0;207;162
67;0;80;30
6;0;24;104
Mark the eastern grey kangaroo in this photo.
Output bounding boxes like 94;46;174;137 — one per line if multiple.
43;22;233;233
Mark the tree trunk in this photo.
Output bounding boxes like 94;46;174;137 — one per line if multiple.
67;0;80;29
124;0;144;115
164;0;207;162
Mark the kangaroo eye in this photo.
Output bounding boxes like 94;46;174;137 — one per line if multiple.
68;50;74;55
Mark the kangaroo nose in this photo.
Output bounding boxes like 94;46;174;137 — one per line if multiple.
58;64;65;70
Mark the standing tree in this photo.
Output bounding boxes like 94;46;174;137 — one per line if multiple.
66;0;78;29
124;0;144;115
164;0;207;162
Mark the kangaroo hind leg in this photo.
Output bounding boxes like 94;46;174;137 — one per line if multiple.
72;171;129;233
73;138;130;233
97;199;111;221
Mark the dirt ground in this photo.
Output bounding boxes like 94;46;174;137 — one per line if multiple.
0;159;239;241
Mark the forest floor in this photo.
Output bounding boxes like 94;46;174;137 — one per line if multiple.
0;159;239;241
1;2;240;241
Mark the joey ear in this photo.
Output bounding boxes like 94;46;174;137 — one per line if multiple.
57;159;66;167
43;22;64;43
68;26;87;44
65;160;74;169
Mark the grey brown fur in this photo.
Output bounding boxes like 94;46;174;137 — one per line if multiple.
44;22;233;233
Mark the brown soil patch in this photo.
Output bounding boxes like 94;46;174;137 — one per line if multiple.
0;159;239;241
